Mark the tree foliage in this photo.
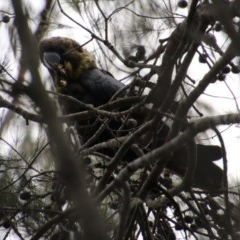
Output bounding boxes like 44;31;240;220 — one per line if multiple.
0;0;240;239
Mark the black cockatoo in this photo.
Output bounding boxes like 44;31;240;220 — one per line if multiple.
39;37;223;190
39;37;126;110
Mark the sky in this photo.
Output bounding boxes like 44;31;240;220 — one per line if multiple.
0;1;240;238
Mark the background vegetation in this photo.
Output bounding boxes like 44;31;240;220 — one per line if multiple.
0;0;240;239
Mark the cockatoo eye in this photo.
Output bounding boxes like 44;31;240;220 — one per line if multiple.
43;52;61;69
